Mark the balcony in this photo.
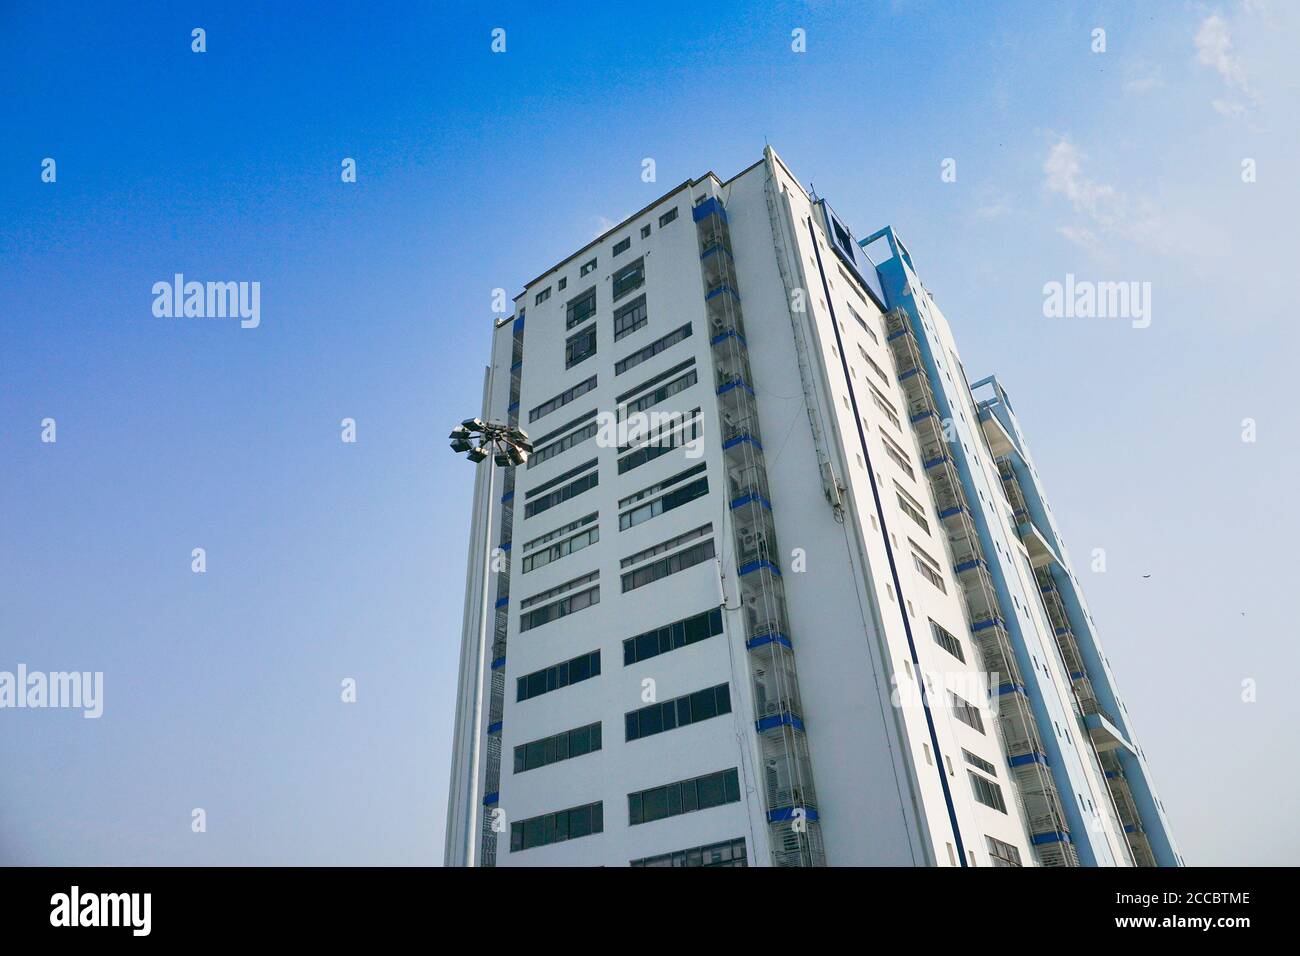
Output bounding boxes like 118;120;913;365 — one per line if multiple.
979;407;1018;458
1083;709;1132;754
1018;520;1060;569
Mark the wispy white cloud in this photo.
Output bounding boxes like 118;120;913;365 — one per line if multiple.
1043;137;1168;254
1194;12;1257;115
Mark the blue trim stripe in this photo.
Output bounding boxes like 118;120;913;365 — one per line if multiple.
490;657;506;670
746;632;793;650
756;712;805;732
767;806;819;823
691;196;728;223
486;721;502;735
1031;830;1072;846
739;559;781;577
483;791;499;805
1010;751;1050;768
494;596;508;609
722;434;762;451
710;329;747;347
730;493;773;510
716;378;756;397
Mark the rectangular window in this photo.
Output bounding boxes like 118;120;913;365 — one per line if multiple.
526;410;599;470
963;749;998;777
658;207;678;228
640;224;651;239
621;537;715;592
631;836;746;868
622;368;697;418
621;523;711;569
519;571;599;632
623;607;723;666
557;277;567;291
868;382;902;431
968;771;1007;813
516;650;601;702
986;835;1023;867
565;288;597;330
514;722;602;774
628;767;740;826
858;344;891;384
612;257;645;301
565;324;597;369
626;683;730;742
529;375;597;424
618;463;708;531
849;304;879;344
617;410;702;474
534;286;551;306
612;294;648;341
520;514;599;574
950;691;986;734
510;801;603;852
880;430;915;479
911;541;946;593
930;619;966;663
523;460;599;519
615;323;692;376
612;237;631;256
580;258;596;277
896;483;929;533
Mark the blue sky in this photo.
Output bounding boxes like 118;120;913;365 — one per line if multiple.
2;1;1296;865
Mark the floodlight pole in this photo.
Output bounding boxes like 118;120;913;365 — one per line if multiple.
463;456;495;868
446;417;530;867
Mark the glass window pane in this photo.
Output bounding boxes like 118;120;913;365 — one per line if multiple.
697;773;725;809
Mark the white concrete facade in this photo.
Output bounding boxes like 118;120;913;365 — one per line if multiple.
445;148;1173;867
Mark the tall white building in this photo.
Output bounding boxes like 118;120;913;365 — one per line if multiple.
445;148;1182;867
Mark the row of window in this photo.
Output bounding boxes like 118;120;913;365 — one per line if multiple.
527;412;598;469
516;649;601;702
510;768;739;856
625;683;731;742
520;520;599;574
528;374;596;424
521;510;597;554
622;367;697;418
510;801;603;852
519;582;599;632
630;837;746;868
622;536;716;593
514;721;602;774
523;460;598;519
616;410;702;474
629;767;741;826
615;322;692;376
623;607;724;666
